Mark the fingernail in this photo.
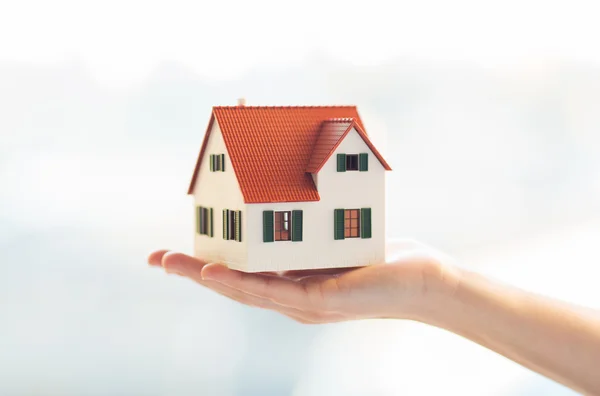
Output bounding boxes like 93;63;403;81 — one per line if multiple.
201;263;218;281
163;256;183;275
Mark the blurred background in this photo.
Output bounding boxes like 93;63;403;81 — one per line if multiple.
1;0;600;395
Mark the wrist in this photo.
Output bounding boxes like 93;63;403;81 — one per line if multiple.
405;259;465;324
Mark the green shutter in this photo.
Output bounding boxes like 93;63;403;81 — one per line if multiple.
263;210;274;242
200;207;205;234
233;211;237;241
361;208;372;238
337;154;346;172
227;210;231;240
209;208;214;237
334;209;345;240
235;211;242;242
210;155;214;171
359;153;368;171
196;206;201;234
221;154;225;172
204;208;208;234
291;210;303;242
222;209;227;239
232;211;236;241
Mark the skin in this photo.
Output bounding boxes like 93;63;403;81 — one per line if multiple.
148;239;600;395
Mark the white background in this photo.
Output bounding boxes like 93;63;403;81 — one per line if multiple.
1;1;600;394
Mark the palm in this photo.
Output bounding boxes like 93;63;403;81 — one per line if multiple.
148;239;447;323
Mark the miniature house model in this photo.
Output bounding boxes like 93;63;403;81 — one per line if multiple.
187;101;391;272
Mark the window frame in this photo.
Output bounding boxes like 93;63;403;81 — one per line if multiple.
223;209;242;242
263;210;303;242
344;209;361;238
197;206;213;237
346;154;359;171
274;211;292;241
210;154;226;172
229;211;235;239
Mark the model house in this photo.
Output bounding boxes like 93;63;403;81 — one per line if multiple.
187;101;392;272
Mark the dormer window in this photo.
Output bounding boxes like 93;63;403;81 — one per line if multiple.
210;154;225;172
337;153;368;172
346;154;359;171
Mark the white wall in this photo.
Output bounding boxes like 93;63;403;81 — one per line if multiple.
246;128;386;272
192;121;248;270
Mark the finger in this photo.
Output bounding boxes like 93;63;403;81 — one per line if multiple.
157;253;343;323
202;279;337;322
148;249;170;266
201;264;313;308
155;252;275;308
190;274;342;323
281;311;347;324
156;253;290;311
155;253;282;310
156;253;293;310
161;252;210;275
204;279;283;309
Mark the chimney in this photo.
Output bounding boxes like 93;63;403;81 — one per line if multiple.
237;98;246;107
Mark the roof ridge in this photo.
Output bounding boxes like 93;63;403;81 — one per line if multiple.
213;105;357;109
323;117;355;123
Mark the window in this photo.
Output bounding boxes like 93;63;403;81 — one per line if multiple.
223;209;242;242
344;209;360;238
334;208;372;240
346;155;358;171
263;210;303;242
210;154;225;172
196;206;214;237
275;211;291;241
337;153;368;172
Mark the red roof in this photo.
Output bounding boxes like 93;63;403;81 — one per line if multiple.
187;106;392;203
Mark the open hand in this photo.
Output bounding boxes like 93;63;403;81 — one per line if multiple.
147;239;459;324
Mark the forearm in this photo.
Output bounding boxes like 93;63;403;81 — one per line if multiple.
422;268;600;395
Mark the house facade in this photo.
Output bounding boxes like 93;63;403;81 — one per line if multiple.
188;105;391;272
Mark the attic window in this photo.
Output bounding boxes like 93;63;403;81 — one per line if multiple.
346;155;359;171
337;153;369;172
210;154;225;172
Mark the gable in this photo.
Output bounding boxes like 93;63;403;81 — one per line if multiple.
190;120;244;202
306;119;391;173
